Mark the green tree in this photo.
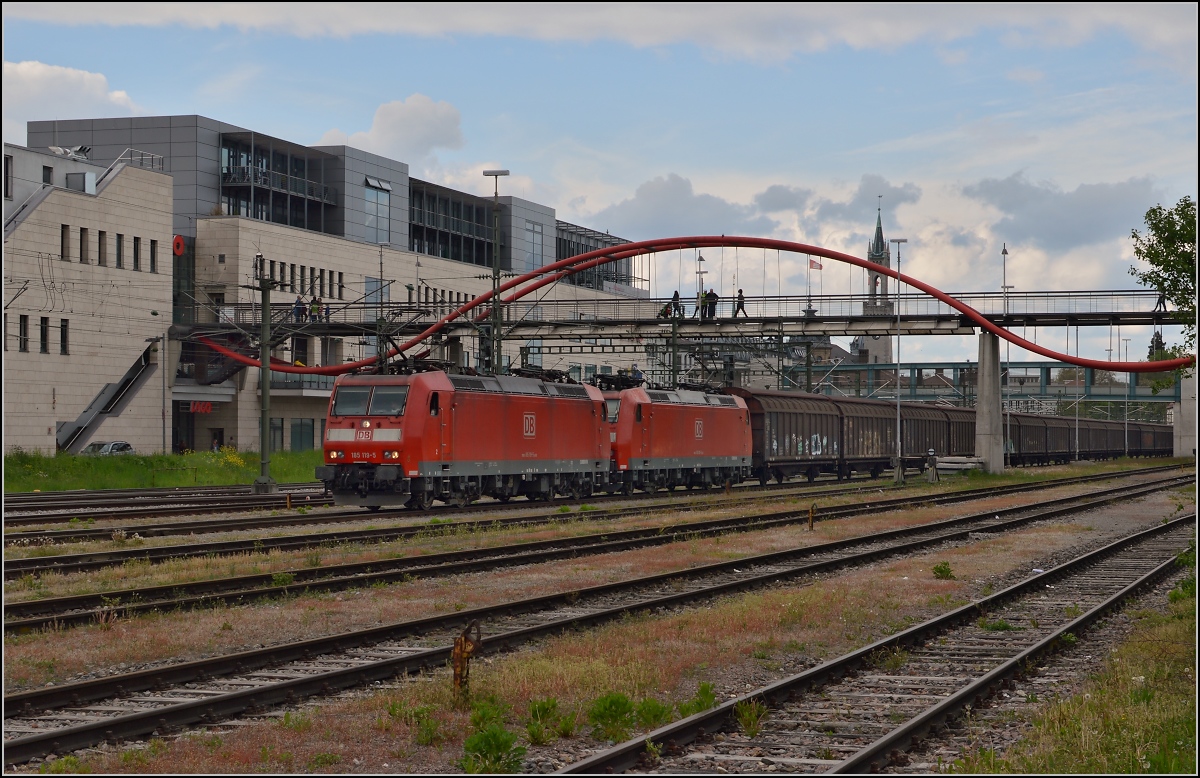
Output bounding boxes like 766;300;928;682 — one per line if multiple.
1129;196;1196;375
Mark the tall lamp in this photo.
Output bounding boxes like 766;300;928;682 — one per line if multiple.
890;237;907;484
482;170;509;374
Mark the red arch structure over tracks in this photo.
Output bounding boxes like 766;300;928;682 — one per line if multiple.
201;236;1194;375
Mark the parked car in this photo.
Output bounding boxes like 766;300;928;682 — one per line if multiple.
80;441;135;455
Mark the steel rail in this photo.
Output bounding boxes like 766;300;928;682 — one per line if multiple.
5;464;1185;577
557;515;1195;774
2;471;886;539
3;483;324;508
5;474;1191;632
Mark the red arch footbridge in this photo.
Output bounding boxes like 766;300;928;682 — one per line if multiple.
200;236;1193;376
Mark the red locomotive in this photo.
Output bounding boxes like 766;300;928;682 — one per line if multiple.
316;371;610;509
610;385;752;493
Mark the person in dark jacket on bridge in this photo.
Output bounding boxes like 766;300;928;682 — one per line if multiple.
705;289;719;320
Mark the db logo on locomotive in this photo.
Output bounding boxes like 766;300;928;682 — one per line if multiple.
694;419;704;439
523;413;536;438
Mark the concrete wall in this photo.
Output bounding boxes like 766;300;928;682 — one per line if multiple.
3;162;174;454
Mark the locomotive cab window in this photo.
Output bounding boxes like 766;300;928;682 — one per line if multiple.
635;404;643;423
368;386;409;416
429;392;440;417
605;399;620;423
332;386;371;416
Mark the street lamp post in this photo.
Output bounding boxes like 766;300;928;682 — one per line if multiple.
145;334;167;453
483;169;509;375
250;252;277;493
695;254;707;318
890;237;907;484
1122;337;1131;456
1001;243;1013;467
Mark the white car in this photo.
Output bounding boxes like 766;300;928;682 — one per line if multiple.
80;441;135;455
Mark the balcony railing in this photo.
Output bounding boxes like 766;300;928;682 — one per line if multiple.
221;166;337;204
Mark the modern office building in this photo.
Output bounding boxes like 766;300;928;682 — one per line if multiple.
5;115;642;455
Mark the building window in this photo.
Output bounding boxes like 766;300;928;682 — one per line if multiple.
60;319;69;355
3;155;12;199
290;264;296;292
269;418;284;452
319;269;325;298
79;228;89;263
218;253;226;264
133;237;141;271
98;231;107;266
18;315;29;352
150;239;158;273
338;272;344;300
42;166;53;185
115;234;124;268
526;221;544;273
39;317;49;354
61;224;70;261
364;181;391;244
290;418;315;451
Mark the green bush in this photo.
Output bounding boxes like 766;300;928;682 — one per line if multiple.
932;561;955;580
588;692;635;742
460;725;526;774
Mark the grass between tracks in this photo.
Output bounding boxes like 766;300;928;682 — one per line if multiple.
3;448;323;493
954;545;1197;775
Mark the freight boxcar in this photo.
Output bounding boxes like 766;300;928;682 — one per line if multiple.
728;388;844;483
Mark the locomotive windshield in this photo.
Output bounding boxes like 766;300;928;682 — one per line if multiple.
368;386;409;416
331;386;371;416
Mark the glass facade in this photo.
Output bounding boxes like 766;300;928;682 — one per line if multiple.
408;179;495;267
365;184;390;244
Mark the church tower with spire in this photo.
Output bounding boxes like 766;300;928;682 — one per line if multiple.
851;206;894;364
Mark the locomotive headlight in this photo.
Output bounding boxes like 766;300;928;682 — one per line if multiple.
329;450;345;460
362;420;372;428
383;450;400;459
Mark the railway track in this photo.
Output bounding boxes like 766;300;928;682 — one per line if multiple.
559;516;1195;774
5;465;1187;580
3;483;1190;765
4;463;1182;532
4;474;1192;632
3;478;898;554
3;482;323;509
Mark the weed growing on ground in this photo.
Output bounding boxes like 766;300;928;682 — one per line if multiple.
933;561;956;580
524;697;561;745
635;697;674;729
38;756;87;774
977;617;1018;632
460;725;526;773
869;645;910;672
588;692;635;742
734;699;769;737
676;682;718;718
470;695;511;732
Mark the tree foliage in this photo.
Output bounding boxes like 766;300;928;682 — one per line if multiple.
1129;196;1196;370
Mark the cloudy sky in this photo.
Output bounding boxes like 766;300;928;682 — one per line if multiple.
3;3;1195;364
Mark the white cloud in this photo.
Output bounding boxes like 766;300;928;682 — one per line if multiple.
2;60;140;144
316;95;464;167
3;4;1195;73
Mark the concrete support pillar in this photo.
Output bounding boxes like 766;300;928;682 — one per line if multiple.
1174;371;1197;459
975;331;1004;473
